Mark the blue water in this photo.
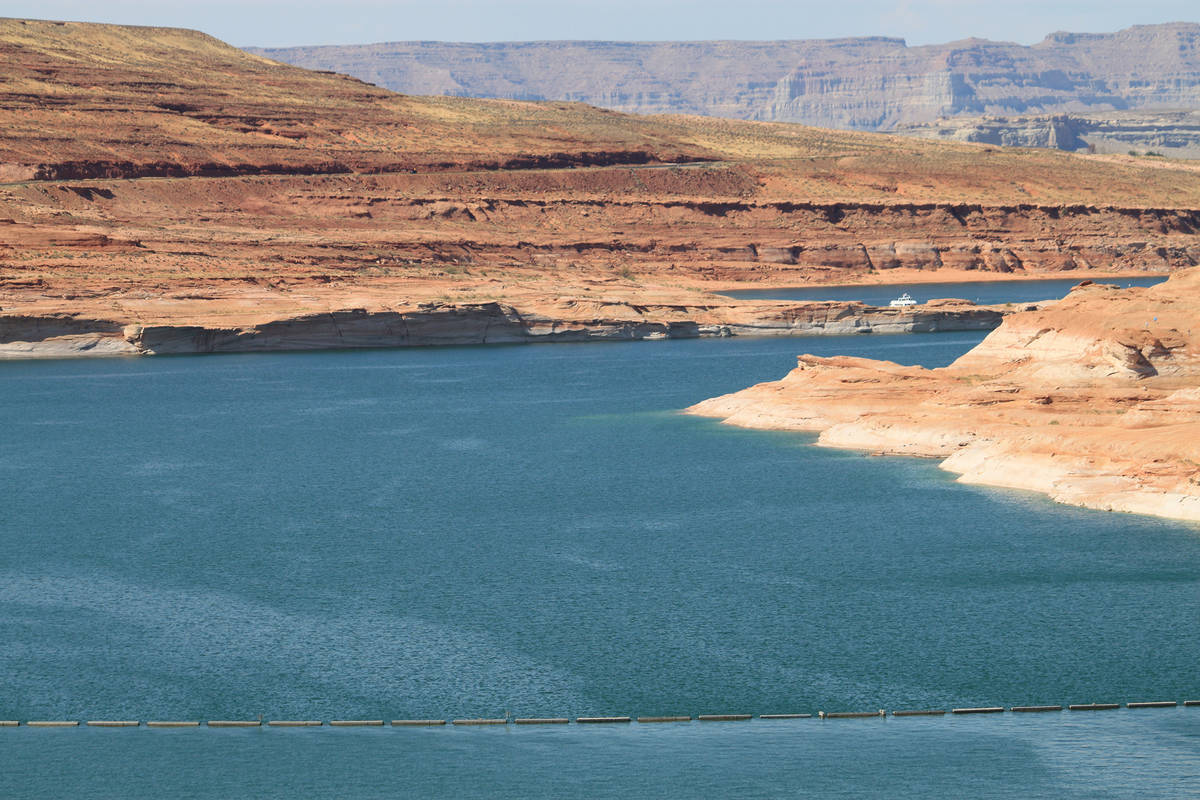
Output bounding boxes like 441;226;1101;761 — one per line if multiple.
4;713;1199;799
721;275;1168;306
2;334;1198;797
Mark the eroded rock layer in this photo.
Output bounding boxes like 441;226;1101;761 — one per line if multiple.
896;111;1200;159
689;271;1200;522
0;299;1006;358
252;24;1200;130
3;19;1200;357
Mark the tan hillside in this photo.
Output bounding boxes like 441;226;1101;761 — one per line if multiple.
1;18;1200;358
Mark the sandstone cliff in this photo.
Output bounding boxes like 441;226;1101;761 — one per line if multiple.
688;271;1200;522
0;297;1005;358
896;111;1200;159
3;19;1199;359
250;23;1200;132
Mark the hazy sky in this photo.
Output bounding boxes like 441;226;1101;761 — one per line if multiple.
2;0;1196;48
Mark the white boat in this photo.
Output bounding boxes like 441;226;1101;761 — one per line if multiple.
889;292;917;307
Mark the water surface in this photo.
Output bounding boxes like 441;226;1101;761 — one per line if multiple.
721;275;1168;306
4;712;1199;799
2;334;1197;796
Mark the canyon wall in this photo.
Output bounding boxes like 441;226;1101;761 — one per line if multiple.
251;23;1200;132
0;299;1006;359
896;111;1200;159
5;19;1200;360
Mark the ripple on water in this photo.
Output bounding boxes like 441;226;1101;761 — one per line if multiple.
1;334;1198;796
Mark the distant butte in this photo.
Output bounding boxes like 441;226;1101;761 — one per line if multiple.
1;18;1199;357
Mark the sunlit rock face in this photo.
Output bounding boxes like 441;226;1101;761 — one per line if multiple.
689;271;1200;523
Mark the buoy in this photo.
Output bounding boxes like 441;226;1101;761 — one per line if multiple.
759;714;812;719
16;696;1195;730
698;714;752;721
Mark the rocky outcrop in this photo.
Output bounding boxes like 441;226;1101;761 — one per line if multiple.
688;271;1200;522
0;314;137;357
897;111;1200;159
0;300;1005;359
251;23;1200;132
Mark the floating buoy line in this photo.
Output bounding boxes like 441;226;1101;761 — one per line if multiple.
2;700;1196;729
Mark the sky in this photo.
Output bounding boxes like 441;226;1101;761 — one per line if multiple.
1;0;1196;49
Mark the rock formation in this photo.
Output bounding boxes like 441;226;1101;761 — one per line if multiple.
250;23;1200;132
2;19;1198;357
688;271;1200;522
0;298;1007;358
896;111;1200;159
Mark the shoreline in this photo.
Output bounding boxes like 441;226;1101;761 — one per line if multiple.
688;376;1200;525
686;272;1200;524
11;267;1159;362
0;298;1006;360
694;268;1171;293
0;266;1169;362
5;266;1168;361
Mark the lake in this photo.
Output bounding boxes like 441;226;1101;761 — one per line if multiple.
1;334;1197;797
721;275;1169;306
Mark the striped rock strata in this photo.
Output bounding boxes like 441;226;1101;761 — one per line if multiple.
0;297;1003;359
